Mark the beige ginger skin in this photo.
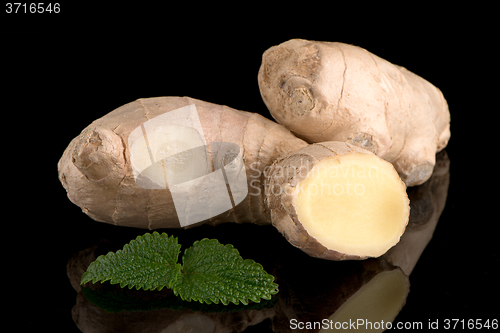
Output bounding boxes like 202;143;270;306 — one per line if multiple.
258;39;451;186
59;97;410;260
58;97;307;230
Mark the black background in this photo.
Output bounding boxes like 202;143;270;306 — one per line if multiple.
3;4;498;332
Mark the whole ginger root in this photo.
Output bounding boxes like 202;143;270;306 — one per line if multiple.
258;39;451;186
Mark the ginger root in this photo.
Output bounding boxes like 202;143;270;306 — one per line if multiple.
258;39;451;186
58;97;409;260
58;97;307;229
266;142;409;260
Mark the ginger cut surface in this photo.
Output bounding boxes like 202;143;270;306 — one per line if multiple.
266;142;410;260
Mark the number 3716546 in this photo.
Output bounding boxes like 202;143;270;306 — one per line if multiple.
6;3;60;13
444;319;498;330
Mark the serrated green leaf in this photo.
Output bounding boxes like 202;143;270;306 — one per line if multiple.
173;238;279;305
81;232;182;291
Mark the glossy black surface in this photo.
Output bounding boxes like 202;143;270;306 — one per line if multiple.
5;7;497;331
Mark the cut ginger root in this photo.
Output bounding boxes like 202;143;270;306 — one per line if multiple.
58;97;409;260
266;142;410;260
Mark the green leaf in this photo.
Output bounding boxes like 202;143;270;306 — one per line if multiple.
173;238;279;305
80;232;279;306
81;232;182;291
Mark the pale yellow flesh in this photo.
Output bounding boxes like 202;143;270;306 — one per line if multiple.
320;269;409;332
294;153;409;257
